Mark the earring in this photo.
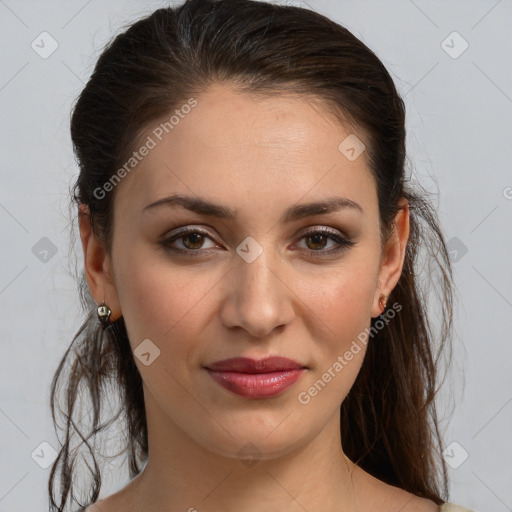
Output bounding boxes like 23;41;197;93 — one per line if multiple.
378;293;388;314
97;301;112;326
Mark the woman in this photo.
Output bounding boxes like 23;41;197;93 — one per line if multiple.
48;0;473;510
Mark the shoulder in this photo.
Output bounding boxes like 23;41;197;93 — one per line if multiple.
73;496;122;512
440;503;475;512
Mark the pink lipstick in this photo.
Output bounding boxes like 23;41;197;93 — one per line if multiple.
205;356;306;399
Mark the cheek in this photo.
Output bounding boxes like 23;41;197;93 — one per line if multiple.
114;249;223;357
291;260;377;401
294;258;378;340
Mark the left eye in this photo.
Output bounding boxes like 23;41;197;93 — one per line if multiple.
294;228;356;257
298;230;344;251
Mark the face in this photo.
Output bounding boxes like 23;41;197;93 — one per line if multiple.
83;83;408;462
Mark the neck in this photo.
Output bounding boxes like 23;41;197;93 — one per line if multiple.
123;390;359;512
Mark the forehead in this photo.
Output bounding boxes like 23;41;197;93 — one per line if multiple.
112;83;376;219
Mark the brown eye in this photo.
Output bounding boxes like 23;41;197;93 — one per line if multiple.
304;233;330;251
296;228;356;258
181;232;207;250
160;227;219;256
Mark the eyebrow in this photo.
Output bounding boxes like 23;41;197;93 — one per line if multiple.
143;194;363;223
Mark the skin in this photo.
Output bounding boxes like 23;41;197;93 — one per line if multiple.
79;83;439;512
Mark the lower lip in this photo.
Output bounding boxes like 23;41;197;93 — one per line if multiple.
206;369;305;398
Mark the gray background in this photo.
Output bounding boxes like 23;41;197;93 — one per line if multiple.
0;1;511;511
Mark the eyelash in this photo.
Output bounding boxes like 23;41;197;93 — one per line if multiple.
159;226;356;259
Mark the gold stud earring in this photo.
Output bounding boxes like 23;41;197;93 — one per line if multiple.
378;293;388;314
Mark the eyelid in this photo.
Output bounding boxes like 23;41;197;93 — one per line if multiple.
161;226;220;250
298;225;349;239
163;225;216;239
293;226;356;256
159;224;355;257
162;224;349;241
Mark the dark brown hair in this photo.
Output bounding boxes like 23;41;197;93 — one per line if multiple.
49;0;456;509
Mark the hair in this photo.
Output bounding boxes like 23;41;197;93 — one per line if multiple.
49;0;457;510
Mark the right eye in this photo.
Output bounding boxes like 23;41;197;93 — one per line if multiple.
159;227;221;256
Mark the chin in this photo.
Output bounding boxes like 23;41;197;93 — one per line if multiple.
191;413;316;464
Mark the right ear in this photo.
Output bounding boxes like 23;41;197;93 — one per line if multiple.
78;204;122;322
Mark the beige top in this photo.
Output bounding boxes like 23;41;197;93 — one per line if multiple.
440;503;474;512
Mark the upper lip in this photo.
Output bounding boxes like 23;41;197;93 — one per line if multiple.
205;357;305;373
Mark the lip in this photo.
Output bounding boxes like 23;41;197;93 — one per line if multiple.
206;356;304;373
204;357;306;399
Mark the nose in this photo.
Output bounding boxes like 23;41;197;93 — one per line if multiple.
219;244;295;338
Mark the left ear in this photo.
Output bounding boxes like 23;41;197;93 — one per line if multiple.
371;198;410;318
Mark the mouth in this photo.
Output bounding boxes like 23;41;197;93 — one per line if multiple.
204;357;307;399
